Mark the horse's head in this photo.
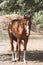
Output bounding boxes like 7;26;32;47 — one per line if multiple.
24;15;31;36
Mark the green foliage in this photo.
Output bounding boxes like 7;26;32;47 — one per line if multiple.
0;0;43;15
35;0;39;3
36;24;43;30
32;11;43;24
0;11;7;15
32;11;43;30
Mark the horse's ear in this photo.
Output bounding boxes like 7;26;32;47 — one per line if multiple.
30;15;31;18
24;15;31;20
28;15;31;19
24;15;26;18
24;15;28;19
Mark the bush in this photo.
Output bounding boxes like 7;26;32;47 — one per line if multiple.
32;11;43;25
36;24;43;30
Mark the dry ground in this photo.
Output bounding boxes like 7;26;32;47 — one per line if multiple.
0;39;43;65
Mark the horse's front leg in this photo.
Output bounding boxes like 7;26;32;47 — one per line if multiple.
23;39;28;63
17;38;20;61
14;44;18;61
11;38;18;61
23;44;26;63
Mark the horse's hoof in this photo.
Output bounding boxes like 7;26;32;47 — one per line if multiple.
23;60;27;64
12;58;17;62
23;59;27;63
12;60;17;62
12;59;15;62
14;58;18;62
18;58;20;61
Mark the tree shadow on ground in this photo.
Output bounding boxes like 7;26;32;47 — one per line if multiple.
25;51;43;62
0;50;43;62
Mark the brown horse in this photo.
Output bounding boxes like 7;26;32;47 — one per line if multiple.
8;15;31;62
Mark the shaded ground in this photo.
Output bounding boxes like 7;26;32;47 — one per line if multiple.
0;39;43;65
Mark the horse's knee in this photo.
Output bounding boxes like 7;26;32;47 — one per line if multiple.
10;43;14;51
24;48;26;51
24;44;27;51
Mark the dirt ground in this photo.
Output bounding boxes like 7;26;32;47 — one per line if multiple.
0;39;43;65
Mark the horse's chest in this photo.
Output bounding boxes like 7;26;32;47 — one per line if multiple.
18;25;23;34
12;22;18;33
12;23;23;35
